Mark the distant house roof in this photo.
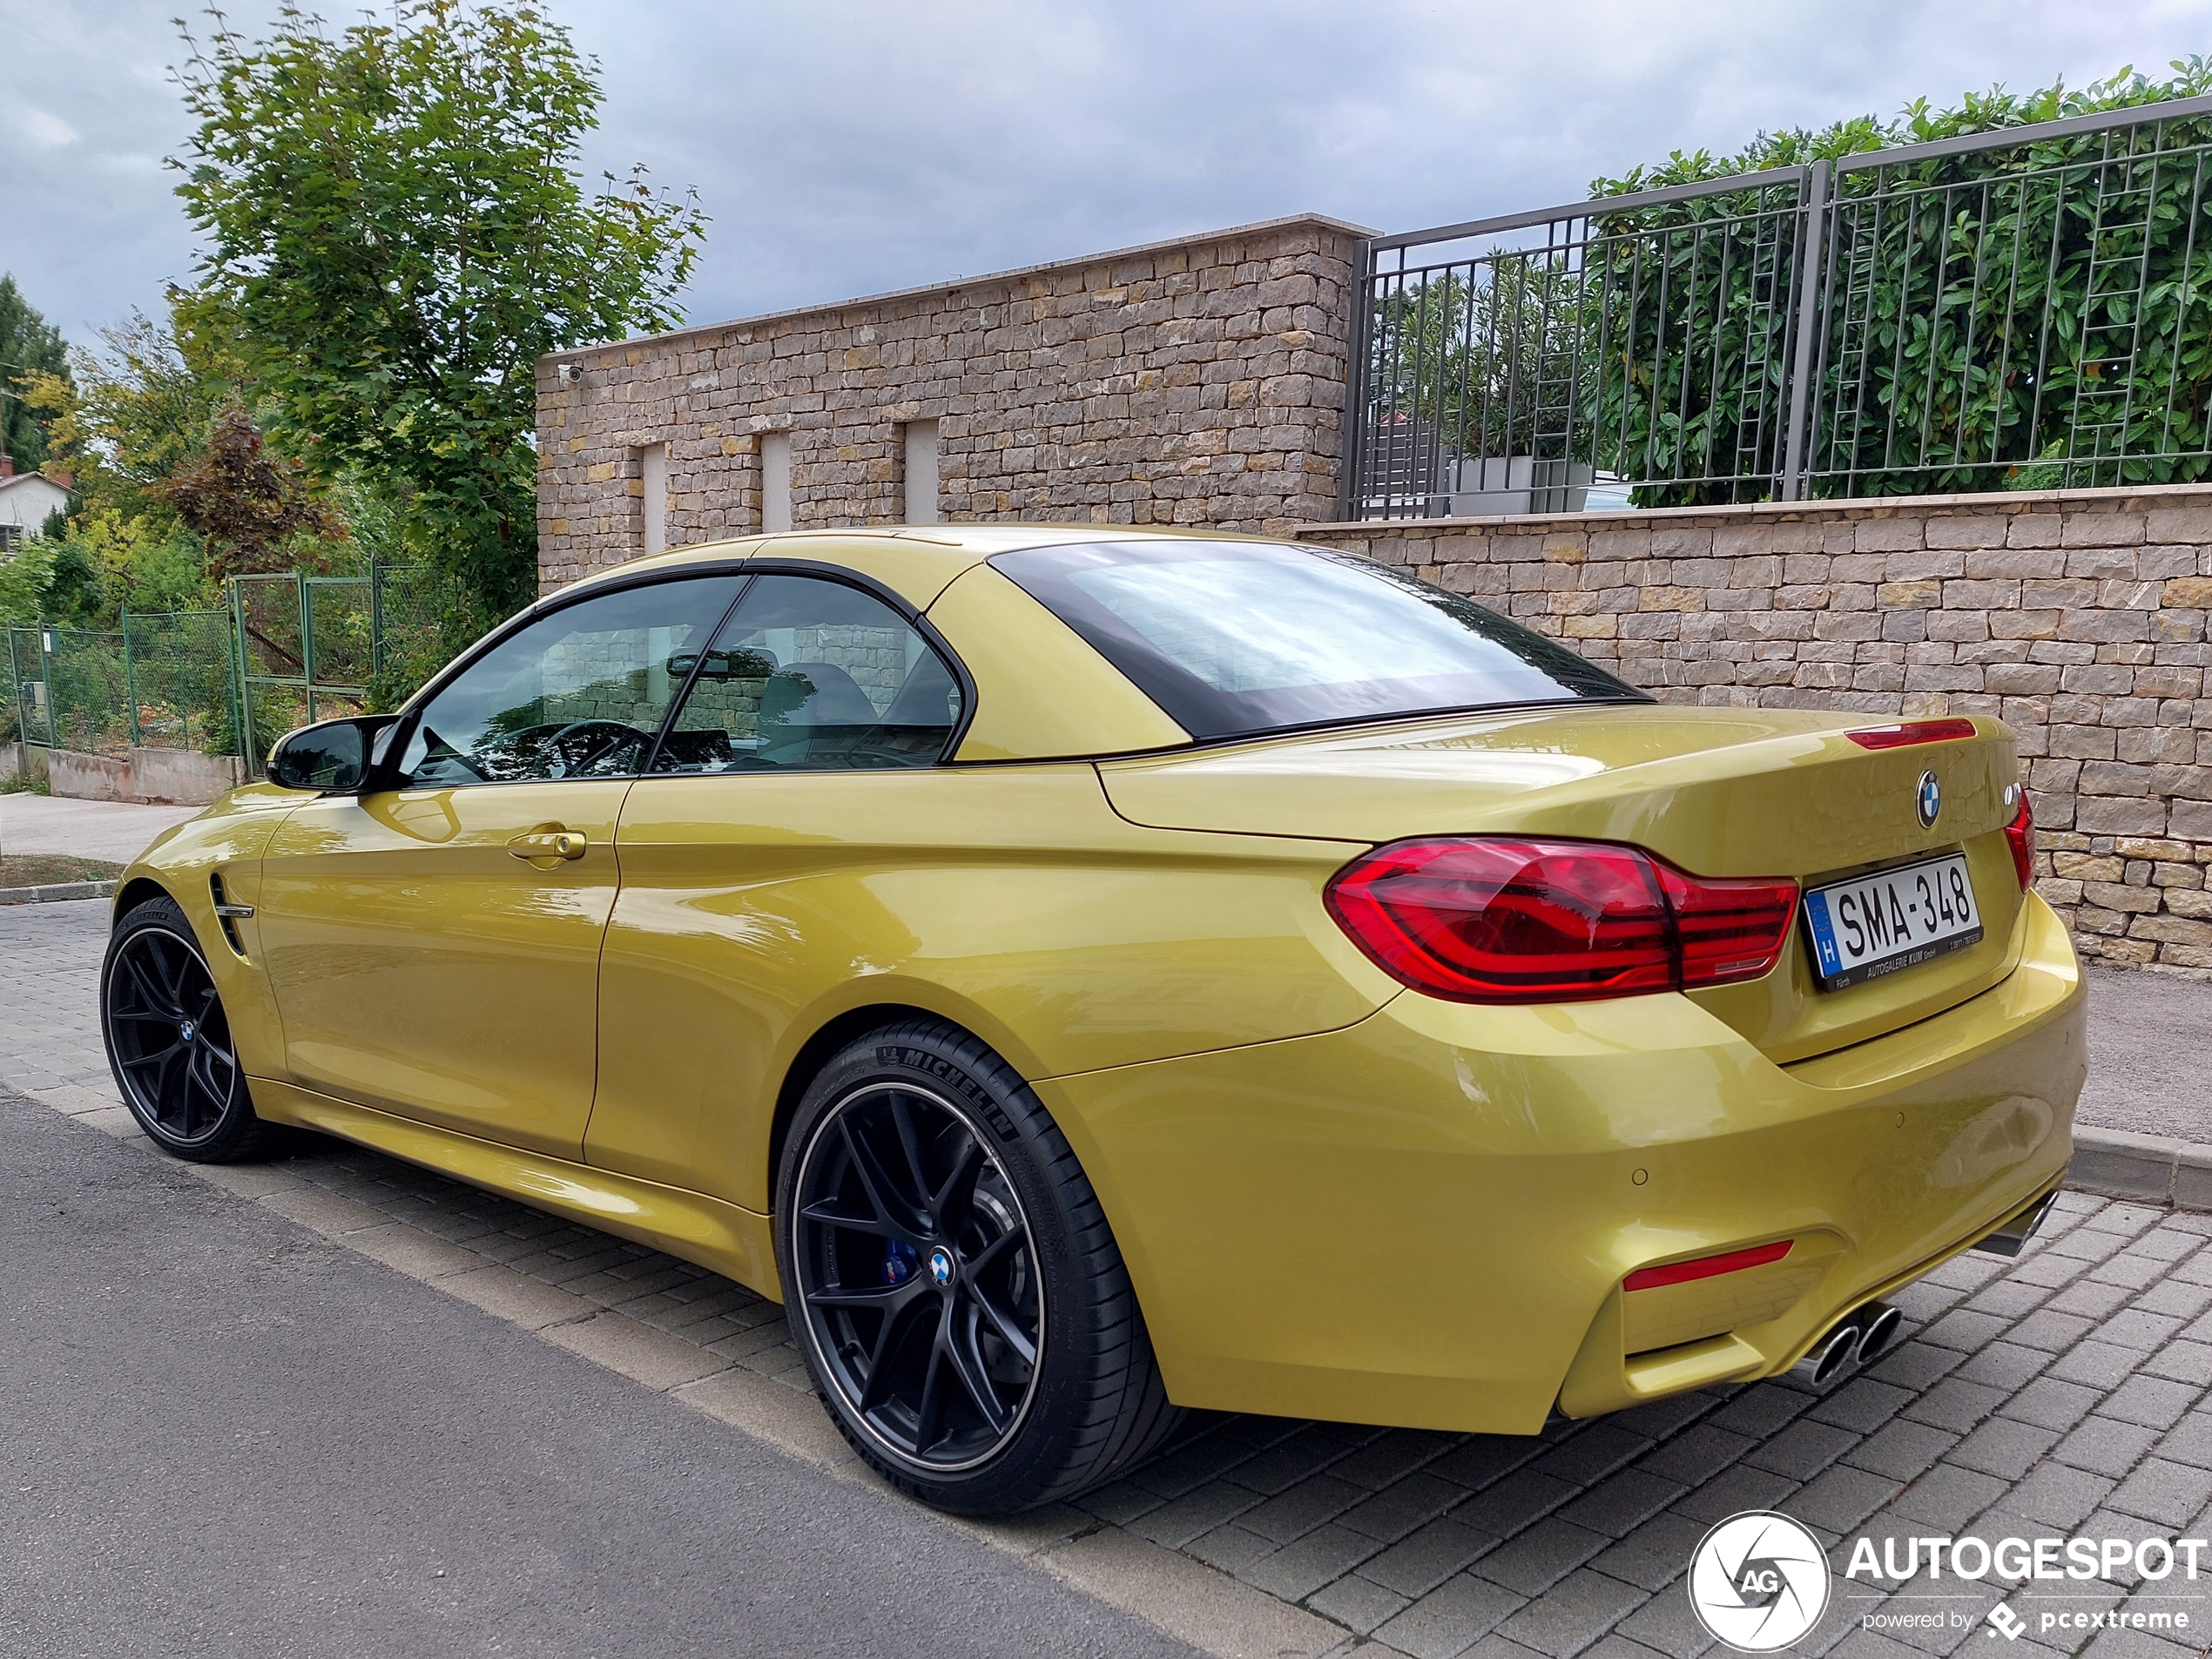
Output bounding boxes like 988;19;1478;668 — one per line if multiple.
0;469;72;531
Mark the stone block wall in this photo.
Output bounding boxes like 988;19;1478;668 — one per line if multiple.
1298;485;2212;972
535;213;1366;592
534;206;2212;974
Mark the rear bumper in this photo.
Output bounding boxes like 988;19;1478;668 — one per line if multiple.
1040;892;2085;1433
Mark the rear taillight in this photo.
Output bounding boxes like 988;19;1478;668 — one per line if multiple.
1325;838;1799;1005
1844;718;1977;750
2005;792;2036;892
1654;860;1804;988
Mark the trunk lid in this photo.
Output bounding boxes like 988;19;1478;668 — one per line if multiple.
1096;705;2027;1063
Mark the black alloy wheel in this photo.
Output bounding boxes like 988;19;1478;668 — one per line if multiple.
777;1020;1181;1514
101;896;278;1162
792;1082;1044;1471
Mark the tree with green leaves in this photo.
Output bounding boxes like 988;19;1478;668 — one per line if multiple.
172;0;706;633
18;304;277;627
24;305;232;527
0;275;71;472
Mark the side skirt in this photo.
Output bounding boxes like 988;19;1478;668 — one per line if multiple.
247;1077;781;1301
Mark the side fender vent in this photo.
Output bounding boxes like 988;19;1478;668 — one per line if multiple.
209;873;250;958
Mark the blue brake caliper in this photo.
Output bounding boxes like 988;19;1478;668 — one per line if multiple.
882;1240;918;1285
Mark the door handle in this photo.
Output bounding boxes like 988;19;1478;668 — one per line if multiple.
507;829;588;861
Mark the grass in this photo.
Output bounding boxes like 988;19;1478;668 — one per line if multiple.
0;853;125;889
0;772;51;795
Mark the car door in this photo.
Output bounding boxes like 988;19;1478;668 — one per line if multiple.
588;570;969;1198
255;572;745;1158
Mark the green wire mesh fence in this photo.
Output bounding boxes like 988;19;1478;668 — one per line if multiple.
3;614;240;760
1;566;462;776
230;564;461;775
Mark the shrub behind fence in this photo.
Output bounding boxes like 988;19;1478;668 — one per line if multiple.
3;614;239;759
1;564;465;773
1349;91;2212;516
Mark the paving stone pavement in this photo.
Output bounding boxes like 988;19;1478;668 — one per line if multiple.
11;897;2212;1659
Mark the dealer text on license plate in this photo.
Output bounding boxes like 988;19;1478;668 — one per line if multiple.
1801;853;1982;990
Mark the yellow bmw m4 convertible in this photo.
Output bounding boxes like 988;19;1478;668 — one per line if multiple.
102;525;2083;1514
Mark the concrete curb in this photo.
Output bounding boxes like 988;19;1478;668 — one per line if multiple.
2069;1125;2212;1210
0;880;116;907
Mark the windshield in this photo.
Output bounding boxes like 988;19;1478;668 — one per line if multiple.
988;540;1643;741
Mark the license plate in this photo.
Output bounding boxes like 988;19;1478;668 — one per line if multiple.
1801;853;1983;990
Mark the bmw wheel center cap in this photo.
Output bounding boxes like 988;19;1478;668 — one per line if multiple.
928;1246;955;1285
1916;770;1941;830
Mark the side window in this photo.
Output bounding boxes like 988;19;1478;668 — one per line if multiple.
398;576;742;786
653;574;961;773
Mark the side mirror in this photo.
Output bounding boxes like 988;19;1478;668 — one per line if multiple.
266;716;396;792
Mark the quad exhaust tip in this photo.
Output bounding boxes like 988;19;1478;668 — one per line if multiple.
1973;1191;2058;1259
1788;1300;1902;1389
1854;1302;1904;1366
1793;1324;1860;1388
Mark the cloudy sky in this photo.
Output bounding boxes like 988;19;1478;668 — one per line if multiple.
5;0;2211;353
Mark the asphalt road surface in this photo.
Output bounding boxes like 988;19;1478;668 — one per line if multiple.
0;1089;1199;1659
2077;965;2212;1143
0;795;200;865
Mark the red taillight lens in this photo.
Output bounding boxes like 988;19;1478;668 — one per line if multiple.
1653;861;1804;988
1844;718;1978;750
1325;840;1673;1003
1623;1240;1793;1292
2004;792;2036;892
1325;838;1799;1005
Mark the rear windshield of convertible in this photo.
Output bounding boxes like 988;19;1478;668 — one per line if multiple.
988;540;1645;741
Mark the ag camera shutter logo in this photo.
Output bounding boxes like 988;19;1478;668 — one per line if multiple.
1689;1511;1832;1651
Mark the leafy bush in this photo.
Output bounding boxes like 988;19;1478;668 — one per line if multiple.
1362;60;2212;511
1588;60;2212;504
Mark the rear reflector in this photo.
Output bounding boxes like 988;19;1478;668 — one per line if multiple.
2005;792;2036;891
1624;1239;1793;1292
1844;718;1978;750
1325;838;1797;1005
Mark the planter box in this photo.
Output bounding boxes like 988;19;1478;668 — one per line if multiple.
1430;457;1595;517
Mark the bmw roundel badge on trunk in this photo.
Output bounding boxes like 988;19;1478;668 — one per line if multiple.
1917;770;1941;829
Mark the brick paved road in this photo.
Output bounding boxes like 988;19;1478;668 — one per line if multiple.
10;897;2212;1659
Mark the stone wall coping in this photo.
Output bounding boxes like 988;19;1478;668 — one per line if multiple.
1295;479;2212;535
537;211;1379;371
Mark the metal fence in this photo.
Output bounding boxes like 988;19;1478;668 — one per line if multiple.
0;565;457;776
1345;92;2212;518
230;563;455;776
2;614;240;760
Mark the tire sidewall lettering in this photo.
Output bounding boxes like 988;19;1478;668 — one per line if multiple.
873;1043;1019;1140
